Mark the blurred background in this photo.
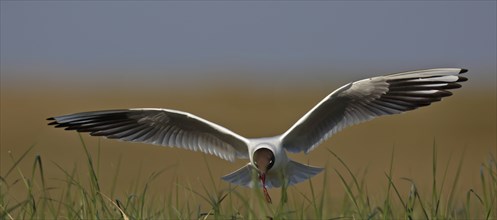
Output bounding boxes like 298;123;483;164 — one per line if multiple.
1;1;496;205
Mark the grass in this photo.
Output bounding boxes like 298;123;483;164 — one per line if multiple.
1;136;496;219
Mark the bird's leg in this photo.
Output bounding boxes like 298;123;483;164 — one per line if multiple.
259;173;272;203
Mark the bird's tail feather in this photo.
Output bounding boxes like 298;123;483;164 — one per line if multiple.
221;163;257;188
221;160;323;188
285;160;324;186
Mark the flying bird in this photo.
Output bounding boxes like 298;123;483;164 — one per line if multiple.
48;68;468;203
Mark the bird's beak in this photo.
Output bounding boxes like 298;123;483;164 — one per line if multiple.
259;172;266;184
259;172;272;203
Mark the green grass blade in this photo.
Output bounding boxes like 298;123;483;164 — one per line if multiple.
431;141;439;218
4;144;36;178
334;169;360;215
444;148;465;217
327;148;363;195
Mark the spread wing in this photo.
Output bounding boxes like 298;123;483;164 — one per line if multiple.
48;108;249;161
281;68;468;153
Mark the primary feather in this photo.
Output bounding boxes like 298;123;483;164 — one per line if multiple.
48;108;249;161
280;68;467;153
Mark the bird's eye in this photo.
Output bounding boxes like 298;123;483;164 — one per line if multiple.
269;160;273;164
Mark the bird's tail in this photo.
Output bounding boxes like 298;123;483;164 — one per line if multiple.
221;160;323;188
284;160;324;187
221;163;257;188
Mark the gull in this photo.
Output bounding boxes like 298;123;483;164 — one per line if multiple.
48;68;468;203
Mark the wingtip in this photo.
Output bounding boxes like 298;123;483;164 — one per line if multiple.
457;76;468;82
459;68;468;74
47;117;60;126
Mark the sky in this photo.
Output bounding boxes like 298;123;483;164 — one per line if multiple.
1;1;496;89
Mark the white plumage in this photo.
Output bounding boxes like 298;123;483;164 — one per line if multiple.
48;68;468;194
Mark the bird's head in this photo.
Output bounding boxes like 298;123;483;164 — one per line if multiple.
253;148;275;175
253;147;275;204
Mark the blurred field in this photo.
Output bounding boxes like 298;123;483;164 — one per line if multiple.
1;79;496;212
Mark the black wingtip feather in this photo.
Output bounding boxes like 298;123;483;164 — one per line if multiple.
457;76;468;82
459;69;468;74
54;124;67;128
443;83;462;90
48;121;59;125
433;90;453;97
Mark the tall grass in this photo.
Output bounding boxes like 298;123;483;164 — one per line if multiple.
1;137;495;219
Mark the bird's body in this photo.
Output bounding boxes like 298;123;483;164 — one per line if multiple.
48;68;468;202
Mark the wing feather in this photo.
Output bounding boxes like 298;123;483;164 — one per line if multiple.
281;68;468;153
48;108;249;161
